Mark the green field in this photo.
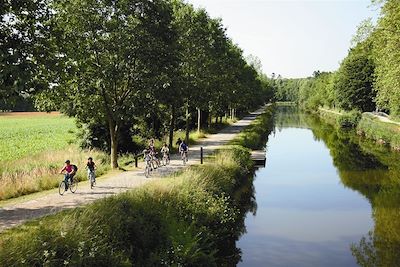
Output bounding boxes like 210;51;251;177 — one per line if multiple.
0;113;110;200
0;114;76;162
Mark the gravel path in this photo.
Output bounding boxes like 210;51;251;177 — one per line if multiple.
0;105;268;233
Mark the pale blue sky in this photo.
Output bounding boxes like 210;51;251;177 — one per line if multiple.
188;0;379;78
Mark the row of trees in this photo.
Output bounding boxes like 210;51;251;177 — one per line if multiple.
272;0;399;117
1;0;273;168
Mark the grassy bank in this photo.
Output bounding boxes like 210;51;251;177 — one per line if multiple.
231;105;274;150
0;146;255;266
317;108;400;151
357;114;400;150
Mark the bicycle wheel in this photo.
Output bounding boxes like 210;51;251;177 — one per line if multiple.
145;165;151;178
59;181;67;195
89;173;95;189
70;180;78;193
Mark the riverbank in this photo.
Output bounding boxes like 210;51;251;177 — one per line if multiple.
0;105;271;232
317;107;400;151
0;105;276;265
0;146;255;266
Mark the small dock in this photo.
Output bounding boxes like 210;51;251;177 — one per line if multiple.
251;150;266;167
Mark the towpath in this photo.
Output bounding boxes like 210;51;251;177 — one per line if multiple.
0;105;268;233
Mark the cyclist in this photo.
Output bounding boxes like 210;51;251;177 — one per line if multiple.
143;149;152;171
179;140;188;161
161;143;170;163
176;138;182;152
148;138;160;168
60;160;77;189
86;157;96;184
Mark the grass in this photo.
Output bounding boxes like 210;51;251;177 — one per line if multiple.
0;113;111;200
357;114;400;150
0;146;254;266
230;106;274;150
0;147;110;200
0;114;76;162
318;107;400;150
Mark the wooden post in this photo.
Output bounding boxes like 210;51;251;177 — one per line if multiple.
200;147;203;164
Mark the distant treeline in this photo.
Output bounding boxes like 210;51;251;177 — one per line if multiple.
1;0;274;168
273;0;400;118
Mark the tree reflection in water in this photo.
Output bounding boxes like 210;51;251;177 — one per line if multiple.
273;105;400;267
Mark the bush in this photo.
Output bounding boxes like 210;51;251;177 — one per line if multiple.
0;147;255;266
337;110;362;128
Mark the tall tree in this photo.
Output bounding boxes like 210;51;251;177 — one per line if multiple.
0;0;53;106
36;0;176;168
335;40;376;112
373;0;400;116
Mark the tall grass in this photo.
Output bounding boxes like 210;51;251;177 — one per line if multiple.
231;106;274;150
0;146;254;266
0;146;110;200
357;114;400;150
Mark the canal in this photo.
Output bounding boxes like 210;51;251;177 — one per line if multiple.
237;107;400;266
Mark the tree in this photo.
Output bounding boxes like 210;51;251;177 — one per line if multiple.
373;0;400;116
335;40;376;112
36;0;177;168
0;0;53;107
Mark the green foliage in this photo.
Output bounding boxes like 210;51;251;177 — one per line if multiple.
373;0;400;116
337;110;362;128
334;41;376;112
0;147;255;266
231;106;274;150
0;0;52;105
357;114;400;149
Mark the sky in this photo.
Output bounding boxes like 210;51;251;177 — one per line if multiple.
187;0;379;78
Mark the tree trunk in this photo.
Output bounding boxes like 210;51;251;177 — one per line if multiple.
169;105;175;150
215;116;218;124
108;118;119;169
185;103;190;144
208;112;212;127
197;107;201;133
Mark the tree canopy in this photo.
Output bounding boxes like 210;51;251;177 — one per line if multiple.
2;0;272;168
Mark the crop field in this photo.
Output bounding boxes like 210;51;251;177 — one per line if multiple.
0;113;110;200
0;113;76;162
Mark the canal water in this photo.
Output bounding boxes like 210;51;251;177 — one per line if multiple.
237;107;400;266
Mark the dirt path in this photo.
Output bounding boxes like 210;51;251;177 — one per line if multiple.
364;112;400;126
0;105;268;233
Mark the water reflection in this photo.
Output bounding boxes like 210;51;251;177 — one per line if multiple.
238;106;400;266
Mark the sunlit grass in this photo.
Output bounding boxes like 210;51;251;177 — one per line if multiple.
0;146;254;266
0;146;110;200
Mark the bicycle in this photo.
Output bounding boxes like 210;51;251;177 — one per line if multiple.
181;151;188;165
59;174;78;195
151;152;161;169
144;158;152;178
162;152;170;166
87;170;96;189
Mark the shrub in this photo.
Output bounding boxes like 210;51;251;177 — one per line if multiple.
337;110;362;128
